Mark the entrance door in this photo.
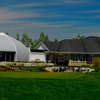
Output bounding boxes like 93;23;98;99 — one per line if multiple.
46;55;49;63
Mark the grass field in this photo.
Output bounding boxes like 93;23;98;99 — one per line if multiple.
0;72;100;100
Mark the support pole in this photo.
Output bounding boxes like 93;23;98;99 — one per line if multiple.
5;52;6;62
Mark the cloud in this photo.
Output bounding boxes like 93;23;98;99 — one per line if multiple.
13;2;61;8
0;20;99;41
0;8;38;20
0;0;99;41
84;9;100;13
13;3;43;7
13;0;90;8
91;16;100;19
45;24;74;27
63;0;89;4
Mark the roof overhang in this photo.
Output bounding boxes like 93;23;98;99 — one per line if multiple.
44;51;100;54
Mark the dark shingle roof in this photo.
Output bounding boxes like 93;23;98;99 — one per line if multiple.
42;41;60;51
82;36;100;53
42;36;100;53
59;39;86;53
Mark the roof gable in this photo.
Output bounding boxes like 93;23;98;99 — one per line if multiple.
35;42;49;51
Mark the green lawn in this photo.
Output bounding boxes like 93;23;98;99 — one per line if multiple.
0;72;100;100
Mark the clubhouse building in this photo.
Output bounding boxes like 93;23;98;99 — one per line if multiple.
0;32;100;66
32;36;100;66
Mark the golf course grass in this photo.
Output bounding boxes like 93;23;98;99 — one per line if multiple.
0;72;100;100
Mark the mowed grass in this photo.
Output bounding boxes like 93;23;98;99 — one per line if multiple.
0;72;100;100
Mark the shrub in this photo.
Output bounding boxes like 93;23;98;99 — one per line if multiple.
1;65;8;69
93;66;100;72
81;65;85;67
10;67;20;71
0;67;3;71
5;63;11;67
11;63;17;67
39;66;46;72
81;65;90;68
92;57;100;67
2;68;7;71
85;65;90;67
6;66;12;70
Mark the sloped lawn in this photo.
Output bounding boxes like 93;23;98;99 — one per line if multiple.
0;72;100;100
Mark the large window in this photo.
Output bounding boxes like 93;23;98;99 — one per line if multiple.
0;52;15;62
89;55;94;63
80;55;86;62
73;54;79;62
59;55;63;62
53;55;58;63
46;55;49;63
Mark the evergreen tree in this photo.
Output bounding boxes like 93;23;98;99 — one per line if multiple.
16;33;19;40
29;38;34;48
39;32;45;41
54;38;58;42
72;34;85;40
21;33;31;47
5;32;9;35
44;34;49;41
17;32;51;48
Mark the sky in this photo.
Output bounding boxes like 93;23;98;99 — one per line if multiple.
0;0;100;41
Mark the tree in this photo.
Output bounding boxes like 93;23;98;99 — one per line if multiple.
21;33;32;48
29;38;34;48
33;39;39;48
38;32;50;42
39;32;45;41
72;34;85;40
32;32;50;48
16;33;19;41
92;57;100;67
5;32;9;35
54;38;58;42
18;32;50;48
44;34;49;41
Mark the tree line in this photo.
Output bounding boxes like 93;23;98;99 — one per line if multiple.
16;32;58;49
5;32;85;49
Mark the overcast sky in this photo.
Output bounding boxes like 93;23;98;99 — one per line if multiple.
0;0;100;40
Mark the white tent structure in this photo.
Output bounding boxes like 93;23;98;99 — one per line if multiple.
0;32;30;61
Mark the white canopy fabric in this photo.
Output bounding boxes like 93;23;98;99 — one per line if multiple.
0;32;30;61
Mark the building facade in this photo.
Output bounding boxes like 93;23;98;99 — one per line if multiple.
32;36;100;66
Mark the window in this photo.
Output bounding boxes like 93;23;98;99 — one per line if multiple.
0;52;2;58
80;55;86;62
46;55;49;63
89;55;94;63
73;54;79;62
59;55;63;62
53;55;58;63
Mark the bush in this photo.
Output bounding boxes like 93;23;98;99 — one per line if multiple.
92;57;100;67
81;65;90;68
81;65;85;67
0;67;3;71
85;65;90;67
5;63;11;67
93;66;100;72
10;67;20;71
2;68;7;71
39;66;46;72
